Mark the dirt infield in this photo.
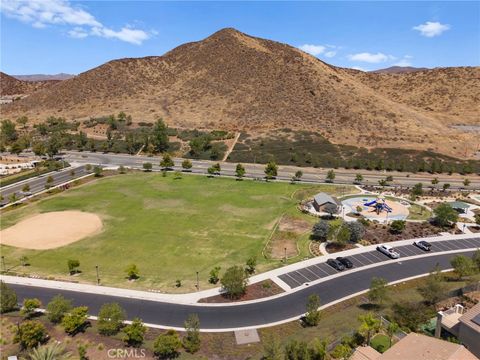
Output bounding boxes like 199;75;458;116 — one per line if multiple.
0;211;102;249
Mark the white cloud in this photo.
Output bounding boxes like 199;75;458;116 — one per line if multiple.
348;52;395;63
299;44;326;56
413;21;450;37
0;0;152;44
351;66;367;72
324;51;336;58
393;55;413;67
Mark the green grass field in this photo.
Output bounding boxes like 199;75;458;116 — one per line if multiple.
0;173;355;291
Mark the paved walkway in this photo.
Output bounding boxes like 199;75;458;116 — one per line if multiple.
2;233;478;306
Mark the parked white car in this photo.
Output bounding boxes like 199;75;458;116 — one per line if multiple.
376;244;400;259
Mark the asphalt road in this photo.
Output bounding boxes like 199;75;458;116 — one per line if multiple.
8;250;477;330
63;151;479;190
0;165;90;205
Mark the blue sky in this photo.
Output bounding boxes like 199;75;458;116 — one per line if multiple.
1;1;479;74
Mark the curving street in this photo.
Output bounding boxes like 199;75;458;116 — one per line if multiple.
5;238;479;332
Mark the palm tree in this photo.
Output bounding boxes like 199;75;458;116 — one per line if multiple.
358;313;380;346
386;321;400;347
29;342;72;360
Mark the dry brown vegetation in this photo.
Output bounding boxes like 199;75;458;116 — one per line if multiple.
0;72;58;96
1;28;479;158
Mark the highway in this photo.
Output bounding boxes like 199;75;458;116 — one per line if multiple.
63;151;479;190
6;243;479;331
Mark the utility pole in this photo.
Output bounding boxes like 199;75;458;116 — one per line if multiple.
95;265;100;285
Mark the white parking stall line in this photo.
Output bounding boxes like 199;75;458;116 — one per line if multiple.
433;242;451;251
293;270;312;283
442;241;460;250
304;267;321;280
281;273;302;287
356;253;375;264
398;246;418;256
312;264;332;276
448;241;467;250
350;255;369;267
463;238;480;248
365;252;384;262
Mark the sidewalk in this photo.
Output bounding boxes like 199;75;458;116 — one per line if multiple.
2;233;478;306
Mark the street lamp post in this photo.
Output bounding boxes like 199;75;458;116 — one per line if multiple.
196;271;199;291
1;256;5;272
284;247;287;262
95;265;100;285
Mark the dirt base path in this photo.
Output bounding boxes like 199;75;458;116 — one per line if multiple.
0;211;103;249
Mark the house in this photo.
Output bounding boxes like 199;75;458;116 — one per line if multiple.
436;302;480;358
351;332;477;360
312;192;339;212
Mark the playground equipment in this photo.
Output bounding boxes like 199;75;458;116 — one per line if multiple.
364;196;393;215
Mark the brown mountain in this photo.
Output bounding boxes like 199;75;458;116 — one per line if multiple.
12;73;75;82
1;28;479;158
371;66;429;74
0;71;59;95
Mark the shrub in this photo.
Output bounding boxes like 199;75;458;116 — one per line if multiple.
153;330;181;359
97;303;126;335
14;320;47;349
221;265;248;299
47;295;72;323
0;281;18;313
123;318;147;347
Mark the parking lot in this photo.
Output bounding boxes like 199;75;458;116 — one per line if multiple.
278;237;480;289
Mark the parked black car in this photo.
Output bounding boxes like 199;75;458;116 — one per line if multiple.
336;256;353;269
414;240;432;251
327;258;345;271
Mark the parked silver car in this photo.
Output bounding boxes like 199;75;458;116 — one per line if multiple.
376;244;400;259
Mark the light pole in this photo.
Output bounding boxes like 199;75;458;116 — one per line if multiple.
196;271;199;291
284;247;287;262
1;256;5;272
95;265;100;285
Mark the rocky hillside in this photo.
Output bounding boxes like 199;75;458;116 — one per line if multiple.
1;28;479;158
0;72;58;95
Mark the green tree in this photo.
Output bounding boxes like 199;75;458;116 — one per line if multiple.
284;339;310;360
125;264;140;280
14;320;47;349
328;223;351;246
392;301;434;331
10;141;23;155
378;179;388;187
21;184;30;193
21;298;41;318
152;118;169;153
143;162;153;172
386;321;399;348
418;265;446;305
212;162;221;174
367;277;389;306
345;221;365;243
46;135;62;158
47;295;72;324
311;220;329;241
20;255;29;266
463;178;471;187
431;177;439;185
410;183;423;199
181;159;192;171
358;313;380;346
245;256;257;275
304;294;321;326
450;255;476;279
433;203;458;227
160;153;174;169
310;338;328;360
0;119;18;143
220;265;248;299
118;165;126;174
326;169;335;183
262;334;283;360
330;343;352;359
61;306;89;335
207;166;216;177
354;174;363;184
45;175;54;189
123;318;147;347
29;342;72;360
77;343;88;360
389;220;406;234
93;165;103;177
1;281;18;313
442;183;451;191
98;303;126;335
209;266;221;284
264;161;278;179
472;249;480;272
183;314;200;353
153;329;181;359
67;259;80;275
32;141;46;156
294;170;303;181
235;163;245;179
9;192;18;203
